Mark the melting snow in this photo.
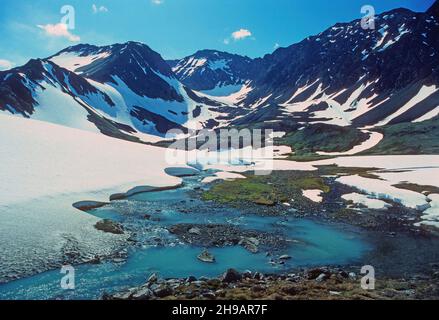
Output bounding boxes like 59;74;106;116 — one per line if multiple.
336;175;429;211
0;114;185;282
376;85;438;126
302;190;323;203
342;192;390;210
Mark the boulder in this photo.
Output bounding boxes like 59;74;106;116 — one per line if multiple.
153;286;173;298
94;219;124;235
197;249;216;263
222;269;242;283
189;227;202;235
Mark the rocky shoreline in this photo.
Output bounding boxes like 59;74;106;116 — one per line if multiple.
103;265;439;300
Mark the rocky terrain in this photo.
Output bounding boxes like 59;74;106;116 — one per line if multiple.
104;265;439;300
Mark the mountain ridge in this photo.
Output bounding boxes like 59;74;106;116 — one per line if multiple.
1;2;438;147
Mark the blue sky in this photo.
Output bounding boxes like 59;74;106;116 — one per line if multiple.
0;0;435;69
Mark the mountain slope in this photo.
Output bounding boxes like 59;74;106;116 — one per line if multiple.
169;50;254;95
237;5;439;128
0;42;239;142
0;59;144;141
49;42;235;135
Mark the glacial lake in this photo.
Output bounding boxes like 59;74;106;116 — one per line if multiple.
0;174;370;300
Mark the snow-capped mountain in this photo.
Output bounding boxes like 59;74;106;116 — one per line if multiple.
0;42;232;142
0;58;142;140
169;50;254;95
237;3;439;127
1;2;439;144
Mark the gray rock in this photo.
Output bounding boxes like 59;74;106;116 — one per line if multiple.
148;273;158;284
131;287;153;300
239;237;259;253
222;269;242;283
189;227;202;235
153;286;173;298
316;273;329;282
202;291;216;299
197;249;215;263
94;219;124;235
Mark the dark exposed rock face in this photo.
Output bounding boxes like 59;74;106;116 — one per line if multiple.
53;42;184;102
0;59;114;117
2;3;439;144
235;4;439;127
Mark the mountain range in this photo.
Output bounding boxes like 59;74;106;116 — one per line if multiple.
1;1;438;151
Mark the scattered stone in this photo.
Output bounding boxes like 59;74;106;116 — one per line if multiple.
307;268;327;280
282;286;299;295
148;273;158;284
189;227;202;235
153;286;173;298
186;276;197;283
94;219;124;235
253;272;264;280
197;249;216;263
131;287;153;300
316;273;329;282
222;269;242;283
243;270;253;278
348;272;357;280
239;237;260;253
279;255;292;261
202;291;216;299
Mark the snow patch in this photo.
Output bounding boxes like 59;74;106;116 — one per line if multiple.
302;190;323;203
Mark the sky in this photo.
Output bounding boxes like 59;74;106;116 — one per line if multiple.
0;0;435;70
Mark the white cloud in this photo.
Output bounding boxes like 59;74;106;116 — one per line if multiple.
151;0;164;4
92;4;109;14
0;59;15;71
37;23;80;42
231;28;252;40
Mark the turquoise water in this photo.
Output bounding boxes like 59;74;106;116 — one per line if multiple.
0;175;370;300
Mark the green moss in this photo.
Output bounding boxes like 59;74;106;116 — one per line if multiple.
202;172;330;206
363;116;439;155
293;177;331;193
278;124;369;157
202;177;281;205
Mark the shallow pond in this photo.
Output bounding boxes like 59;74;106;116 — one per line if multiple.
0;174;371;300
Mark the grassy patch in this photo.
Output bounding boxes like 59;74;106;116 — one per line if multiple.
202;176;284;206
363;117;439;155
277;124;369;157
202;172;331;207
